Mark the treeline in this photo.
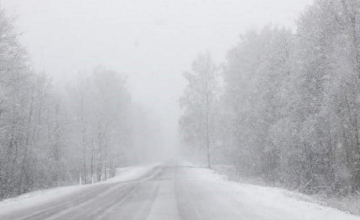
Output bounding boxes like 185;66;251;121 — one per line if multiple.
0;8;161;198
180;0;360;195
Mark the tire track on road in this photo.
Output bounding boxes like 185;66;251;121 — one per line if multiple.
8;165;163;220
12;184;118;220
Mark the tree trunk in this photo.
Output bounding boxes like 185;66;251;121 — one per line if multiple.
206;94;211;169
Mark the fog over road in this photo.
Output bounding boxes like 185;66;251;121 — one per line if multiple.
0;164;358;220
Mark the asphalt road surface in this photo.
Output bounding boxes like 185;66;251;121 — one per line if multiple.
0;164;247;220
1;164;353;220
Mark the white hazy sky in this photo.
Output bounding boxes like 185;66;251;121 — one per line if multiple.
2;0;314;147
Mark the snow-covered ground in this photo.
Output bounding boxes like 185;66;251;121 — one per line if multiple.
0;163;159;217
186;167;360;220
0;163;359;220
106;163;160;183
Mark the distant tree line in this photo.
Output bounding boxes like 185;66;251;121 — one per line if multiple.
180;0;360;195
0;8;162;199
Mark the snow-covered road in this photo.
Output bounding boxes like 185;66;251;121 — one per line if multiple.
0;163;359;220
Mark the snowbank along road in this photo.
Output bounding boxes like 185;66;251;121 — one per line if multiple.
0;163;359;220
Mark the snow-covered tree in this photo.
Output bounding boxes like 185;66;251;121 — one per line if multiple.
179;52;218;168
